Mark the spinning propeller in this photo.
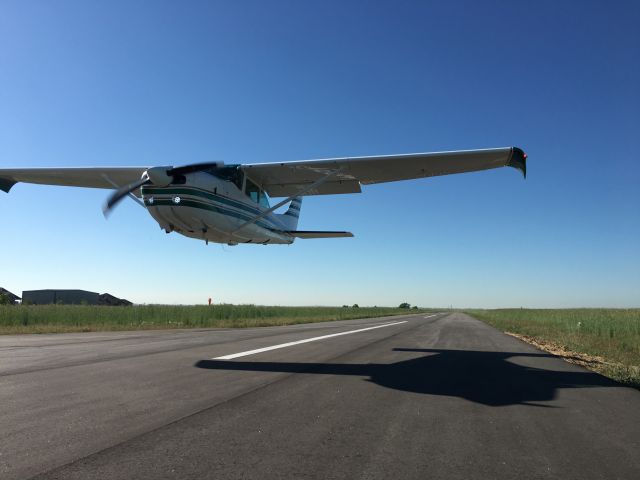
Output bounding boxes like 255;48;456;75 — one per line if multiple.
103;162;220;217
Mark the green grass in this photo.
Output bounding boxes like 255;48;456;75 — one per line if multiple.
0;304;428;335
466;308;640;389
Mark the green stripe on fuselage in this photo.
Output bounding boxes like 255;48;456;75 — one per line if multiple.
142;186;262;217
141;186;284;231
145;197;282;233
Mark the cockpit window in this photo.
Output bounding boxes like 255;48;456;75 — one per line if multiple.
245;178;260;203
258;191;270;209
170;174;186;185
244;178;270;208
210;166;243;190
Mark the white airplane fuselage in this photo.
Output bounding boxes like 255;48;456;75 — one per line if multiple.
141;171;296;245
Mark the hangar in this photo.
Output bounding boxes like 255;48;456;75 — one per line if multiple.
0;287;21;304
21;290;131;306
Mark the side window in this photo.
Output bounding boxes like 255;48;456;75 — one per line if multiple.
245;178;259;203
233;169;244;191
258;190;270;209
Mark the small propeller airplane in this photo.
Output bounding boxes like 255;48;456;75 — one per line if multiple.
0;147;526;246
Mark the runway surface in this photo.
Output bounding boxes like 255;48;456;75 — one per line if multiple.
1;313;639;479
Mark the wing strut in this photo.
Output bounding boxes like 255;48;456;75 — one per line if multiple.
231;167;344;236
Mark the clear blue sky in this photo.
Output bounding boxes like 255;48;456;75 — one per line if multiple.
1;0;638;307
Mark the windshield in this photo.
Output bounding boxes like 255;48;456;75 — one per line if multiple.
210;166;243;191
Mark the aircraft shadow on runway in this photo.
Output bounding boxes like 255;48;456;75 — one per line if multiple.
195;348;618;407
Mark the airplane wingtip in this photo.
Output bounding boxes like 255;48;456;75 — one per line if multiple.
508;147;527;179
0;177;16;193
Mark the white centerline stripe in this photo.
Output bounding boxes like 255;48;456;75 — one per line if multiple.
212;320;408;360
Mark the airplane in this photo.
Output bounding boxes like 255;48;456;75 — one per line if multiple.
0;147;526;246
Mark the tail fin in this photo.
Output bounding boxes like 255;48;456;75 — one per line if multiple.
278;197;302;230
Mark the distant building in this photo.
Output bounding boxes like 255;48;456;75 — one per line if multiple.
0;287;21;304
21;290;132;306
22;289;99;305
99;293;133;306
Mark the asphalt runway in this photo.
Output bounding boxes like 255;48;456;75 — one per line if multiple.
1;313;639;479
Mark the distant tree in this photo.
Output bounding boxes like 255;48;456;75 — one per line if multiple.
412;306;418;309
352;304;359;308
342;305;349;308
398;302;411;309
0;293;11;305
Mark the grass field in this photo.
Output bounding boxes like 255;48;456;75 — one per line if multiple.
466;309;640;389
0;304;426;335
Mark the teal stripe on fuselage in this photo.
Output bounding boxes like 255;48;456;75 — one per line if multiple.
142;186;263;218
145;197;284;234
141;186;285;231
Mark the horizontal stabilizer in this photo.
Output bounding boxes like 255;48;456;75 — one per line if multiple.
286;230;354;239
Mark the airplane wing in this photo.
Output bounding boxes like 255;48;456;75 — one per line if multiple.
0;167;148;193
0;147;526;198
242;147;526;197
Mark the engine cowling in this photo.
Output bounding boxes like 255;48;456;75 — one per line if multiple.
145;167;173;187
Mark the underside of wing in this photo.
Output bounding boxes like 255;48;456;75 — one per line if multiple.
0;167;148;193
286;230;354;239
243;147;526;197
